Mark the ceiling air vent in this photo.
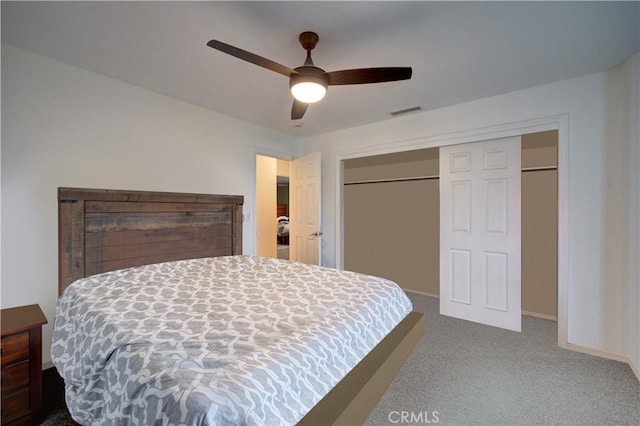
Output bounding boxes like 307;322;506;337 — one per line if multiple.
390;106;423;117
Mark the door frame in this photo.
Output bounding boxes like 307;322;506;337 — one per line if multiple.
335;114;569;349
253;148;292;257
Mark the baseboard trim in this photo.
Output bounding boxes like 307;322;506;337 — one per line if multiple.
404;291;558;322
568;344;639;381
403;289;440;299
521;310;557;321
566;343;630;364
628;358;640;382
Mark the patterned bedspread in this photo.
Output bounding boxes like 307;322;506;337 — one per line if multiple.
51;256;412;425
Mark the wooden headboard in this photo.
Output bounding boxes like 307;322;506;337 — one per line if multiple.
58;187;243;295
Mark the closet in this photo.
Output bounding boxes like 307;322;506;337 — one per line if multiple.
343;130;558;320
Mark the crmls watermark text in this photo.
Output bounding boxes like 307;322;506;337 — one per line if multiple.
388;410;439;424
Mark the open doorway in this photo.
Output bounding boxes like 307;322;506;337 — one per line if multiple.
277;175;290;260
256;152;323;265
343;130;558;325
256;154;290;259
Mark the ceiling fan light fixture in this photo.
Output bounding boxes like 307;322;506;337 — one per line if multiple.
290;70;328;103
291;81;326;103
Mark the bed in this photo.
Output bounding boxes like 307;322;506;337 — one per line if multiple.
277;215;289;245
53;187;425;425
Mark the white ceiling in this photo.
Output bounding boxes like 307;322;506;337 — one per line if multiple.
2;1;638;137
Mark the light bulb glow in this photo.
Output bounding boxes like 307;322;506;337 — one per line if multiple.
291;81;327;103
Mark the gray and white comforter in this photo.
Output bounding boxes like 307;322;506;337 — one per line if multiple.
51;256;412;426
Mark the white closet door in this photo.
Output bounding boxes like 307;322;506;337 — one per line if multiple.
440;137;522;332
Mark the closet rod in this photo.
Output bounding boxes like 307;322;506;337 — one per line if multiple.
344;175;439;185
522;166;557;172
345;166;557;185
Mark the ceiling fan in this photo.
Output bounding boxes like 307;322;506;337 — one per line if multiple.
207;32;412;120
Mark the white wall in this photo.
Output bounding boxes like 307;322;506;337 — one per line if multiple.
301;53;640;361
0;44;296;365
625;53;640;377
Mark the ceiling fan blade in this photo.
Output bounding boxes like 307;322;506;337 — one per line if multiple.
326;67;412;85
207;39;297;77
291;99;308;120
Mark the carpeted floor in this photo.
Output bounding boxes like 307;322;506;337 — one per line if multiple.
366;293;640;425
42;293;639;425
277;244;289;260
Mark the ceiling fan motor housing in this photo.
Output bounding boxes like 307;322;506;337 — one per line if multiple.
290;66;329;90
299;32;319;51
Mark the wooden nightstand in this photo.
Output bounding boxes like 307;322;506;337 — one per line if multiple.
1;304;48;425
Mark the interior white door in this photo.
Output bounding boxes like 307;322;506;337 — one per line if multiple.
440;137;522;332
290;152;322;265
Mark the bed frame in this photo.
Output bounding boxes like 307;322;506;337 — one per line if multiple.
58;187;424;425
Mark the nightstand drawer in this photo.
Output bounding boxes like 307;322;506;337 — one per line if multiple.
3;416;30;426
1;305;47;425
1;360;29;393
0;333;29;365
1;388;30;423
